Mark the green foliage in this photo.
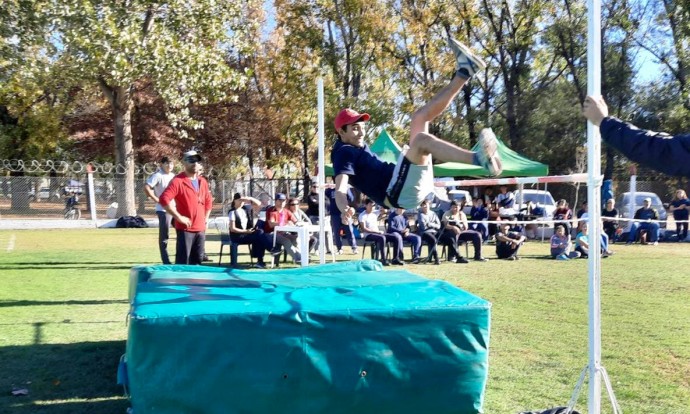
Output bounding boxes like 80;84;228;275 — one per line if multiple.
0;105;69;160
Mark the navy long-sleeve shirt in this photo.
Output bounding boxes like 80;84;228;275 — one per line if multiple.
600;117;690;177
387;211;408;234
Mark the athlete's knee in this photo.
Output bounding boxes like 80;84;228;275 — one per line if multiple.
411;132;435;148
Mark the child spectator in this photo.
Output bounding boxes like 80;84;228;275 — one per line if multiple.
550;224;580;260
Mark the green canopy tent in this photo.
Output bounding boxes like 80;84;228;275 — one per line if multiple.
434;138;549;177
324;129;548;178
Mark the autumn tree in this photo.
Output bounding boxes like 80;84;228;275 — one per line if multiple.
4;0;259;215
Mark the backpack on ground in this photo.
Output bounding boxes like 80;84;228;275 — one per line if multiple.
116;216;149;228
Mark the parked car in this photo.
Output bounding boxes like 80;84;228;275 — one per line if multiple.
616;191;667;228
514;189;557;219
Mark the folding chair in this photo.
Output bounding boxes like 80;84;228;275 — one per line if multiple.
216;216;254;267
214;217;233;265
439;230;470;261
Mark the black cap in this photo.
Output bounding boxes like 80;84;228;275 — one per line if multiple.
160;156;171;164
233;193;241;201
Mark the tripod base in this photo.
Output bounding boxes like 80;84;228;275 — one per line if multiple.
567;364;622;414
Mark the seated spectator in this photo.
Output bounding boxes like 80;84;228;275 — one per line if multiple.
358;199;403;266
487;200;502;241
554;199;573;236
575;200;588;233
626;197;661;245
441;201;488;263
228;193;267;268
469;197;489;240
483;186;495;206
496;185;515;209
669;189;689;242
263;193;301;264
388;208;422;264
417;199;441;265
305;181;330;224
576;200;588;220
325;186;358;255
287;197;317;254
520;201;539;239
550;224;581;260
495;222;526;260
575;222;612;258
601;198;620;243
531;202;546;218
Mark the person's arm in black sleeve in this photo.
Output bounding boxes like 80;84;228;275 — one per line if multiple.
584;95;690;177
600;117;690;177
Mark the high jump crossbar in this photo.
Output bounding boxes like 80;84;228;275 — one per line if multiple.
434;173;590;188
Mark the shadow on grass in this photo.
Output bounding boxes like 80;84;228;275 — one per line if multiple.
0;340;129;414
0;299;129;308
0;261;151;271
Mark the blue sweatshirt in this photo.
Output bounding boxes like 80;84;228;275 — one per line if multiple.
387;211;408;234
600;117;690;177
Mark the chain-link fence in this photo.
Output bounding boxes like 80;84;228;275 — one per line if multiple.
0;175;312;220
1;166;687;222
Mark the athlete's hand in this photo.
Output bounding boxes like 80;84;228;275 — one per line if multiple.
341;207;354;225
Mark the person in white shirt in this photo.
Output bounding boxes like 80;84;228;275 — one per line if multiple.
228;193;267;268
144;156;175;264
496;185;515;209
358;199;403;266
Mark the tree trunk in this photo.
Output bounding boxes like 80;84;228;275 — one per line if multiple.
112;86;136;217
301;138;311;201
506;79;519;148
462;86;478;145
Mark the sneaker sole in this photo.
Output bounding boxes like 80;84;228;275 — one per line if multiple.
478;128;503;176
448;37;487;74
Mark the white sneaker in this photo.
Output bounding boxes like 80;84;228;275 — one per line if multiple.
448;37;486;78
476;128;503;176
336;249;343;255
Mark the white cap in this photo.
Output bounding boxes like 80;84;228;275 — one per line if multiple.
182;150;202;163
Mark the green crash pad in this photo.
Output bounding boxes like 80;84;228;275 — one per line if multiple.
125;261;491;414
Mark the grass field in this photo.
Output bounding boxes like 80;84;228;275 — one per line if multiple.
0;228;688;413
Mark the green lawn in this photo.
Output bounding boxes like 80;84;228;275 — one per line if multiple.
0;228;688;413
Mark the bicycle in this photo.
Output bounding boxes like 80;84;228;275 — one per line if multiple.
64;194;81;220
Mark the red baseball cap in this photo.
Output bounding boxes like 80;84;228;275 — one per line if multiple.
334;108;370;131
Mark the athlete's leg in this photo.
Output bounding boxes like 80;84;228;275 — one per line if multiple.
405;39;501;175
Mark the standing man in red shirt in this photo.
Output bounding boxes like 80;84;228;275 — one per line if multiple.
159;150;213;265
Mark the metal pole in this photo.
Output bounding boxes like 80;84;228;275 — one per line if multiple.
317;78;326;264
629;171;637;233
87;163;97;226
587;0;603;412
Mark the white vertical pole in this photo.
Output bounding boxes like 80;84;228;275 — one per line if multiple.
317;78;326;264
87;164;97;225
587;0;603;412
629;174;637;232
